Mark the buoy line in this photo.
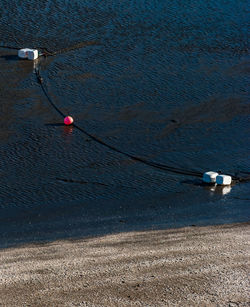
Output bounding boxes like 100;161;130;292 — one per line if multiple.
40;41;99;57
0;41;99;57
1;44;249;184
56;177;136;189
0;45;20;50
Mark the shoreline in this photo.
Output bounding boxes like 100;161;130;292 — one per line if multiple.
0;222;249;306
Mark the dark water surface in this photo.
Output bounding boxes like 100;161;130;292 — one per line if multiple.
0;0;249;248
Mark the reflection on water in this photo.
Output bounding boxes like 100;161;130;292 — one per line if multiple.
208;185;232;196
62;125;74;143
0;0;249;247
32;58;39;72
219;186;232;196
63;125;74;136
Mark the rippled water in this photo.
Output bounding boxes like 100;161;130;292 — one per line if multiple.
0;0;249;247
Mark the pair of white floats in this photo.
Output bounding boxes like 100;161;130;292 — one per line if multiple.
203;171;232;186
18;48;39;60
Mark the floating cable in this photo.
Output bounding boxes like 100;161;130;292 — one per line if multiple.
1;43;249;182
0;41;99;57
0;45;20;50
39;41;99;57
56;177;136;189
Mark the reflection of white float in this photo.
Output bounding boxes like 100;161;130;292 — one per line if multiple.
18;48;38;60
220;186;232;195
209;185;232;195
33;59;39;72
203;171;232;186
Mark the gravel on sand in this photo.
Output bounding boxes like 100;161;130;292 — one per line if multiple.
0;223;249;306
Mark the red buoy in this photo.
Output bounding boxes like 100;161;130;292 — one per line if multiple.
64;116;74;125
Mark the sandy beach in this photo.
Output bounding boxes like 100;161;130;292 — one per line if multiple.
0;222;249;306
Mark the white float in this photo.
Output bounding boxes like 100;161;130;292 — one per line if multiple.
216;174;232;186
18;48;39;60
27;49;38;60
203;171;218;184
18;48;30;58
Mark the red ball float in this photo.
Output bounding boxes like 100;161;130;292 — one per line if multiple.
64;116;74;125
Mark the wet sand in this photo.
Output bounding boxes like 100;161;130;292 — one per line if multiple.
0;222;249;307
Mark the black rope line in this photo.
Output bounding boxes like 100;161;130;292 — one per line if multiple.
56;177;136;189
2;43;249;182
35;68;65;117
237;176;250;183
0;45;20;50
40;41;99;57
0;41;99;57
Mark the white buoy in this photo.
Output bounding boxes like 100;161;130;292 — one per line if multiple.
18;48;30;59
216;175;232;186
27;49;38;60
18;48;38;60
203;171;218;184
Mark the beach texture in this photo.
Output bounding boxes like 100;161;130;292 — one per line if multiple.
0;222;249;307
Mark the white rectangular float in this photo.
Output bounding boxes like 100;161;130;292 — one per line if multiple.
18;48;30;58
27;49;38;60
216;174;232;185
18;48;38;60
203;171;219;183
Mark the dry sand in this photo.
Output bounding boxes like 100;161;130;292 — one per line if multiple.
0;223;249;307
